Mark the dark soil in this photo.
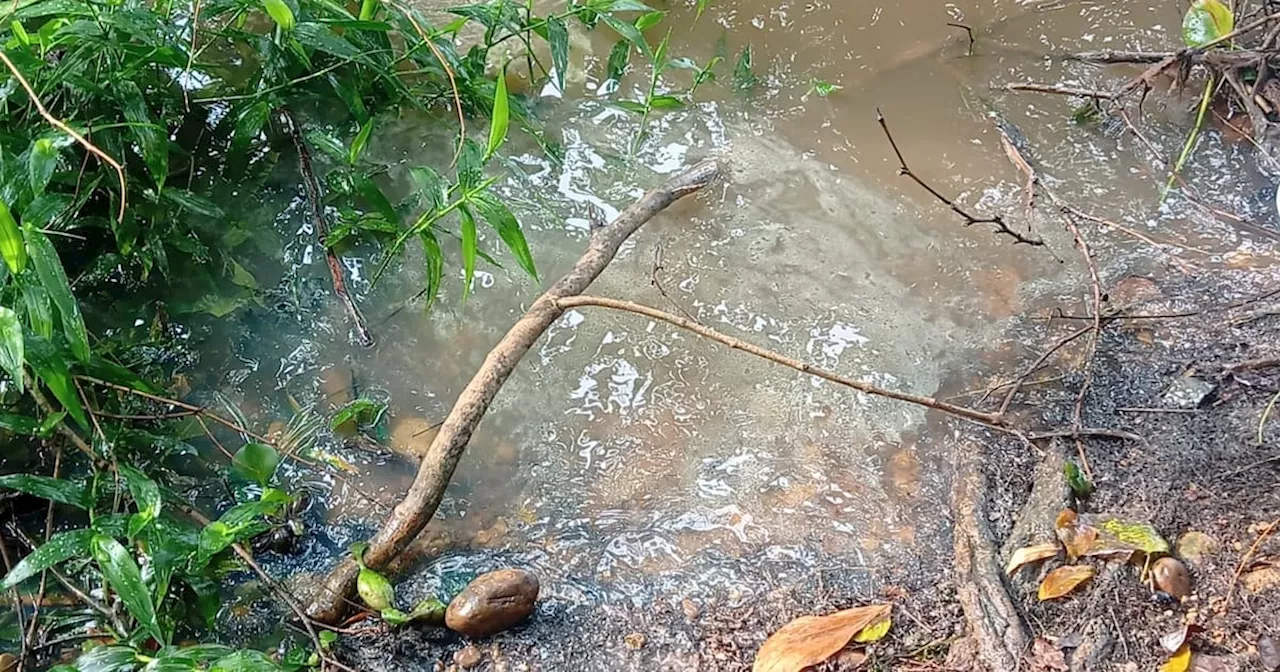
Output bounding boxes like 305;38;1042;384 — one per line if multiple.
975;268;1280;671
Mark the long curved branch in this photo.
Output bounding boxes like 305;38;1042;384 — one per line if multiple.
306;159;723;622
553;296;1005;427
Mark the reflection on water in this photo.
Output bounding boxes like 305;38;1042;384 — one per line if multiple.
203;0;1278;617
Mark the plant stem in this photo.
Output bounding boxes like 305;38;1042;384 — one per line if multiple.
1162;74;1216;201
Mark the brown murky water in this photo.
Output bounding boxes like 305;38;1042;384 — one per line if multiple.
216;0;1278;631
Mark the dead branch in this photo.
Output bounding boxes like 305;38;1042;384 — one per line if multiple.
554;296;1006;426
281;109;375;347
876;110;1044;246
946;22;975;56
305;159;724;623
1004;82;1113;99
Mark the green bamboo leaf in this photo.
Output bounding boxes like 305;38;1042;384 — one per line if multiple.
24;331;88;429
546;16;569;93
161;189;225;219
349;118;374;166
419;229;444;311
119;464;162;538
647;94;684;109
408;166;447;210
28;138;57;197
471;192;536;279
605;39;631;83
1;528;93;589
0;199;26;274
611;100;648;114
232;101;272;153
231;442;280;487
486;67;510;161
0;413;41;435
142;644;234;672
695;0;709;20
19;280;52;339
71;645;138;672
0;306;22;392
459;205;478;300
263;0;296;31
634;10;664;30
209;649;288;671
0;474;90;508
27;229;89;363
92;534;165;645
116;81;169;190
598;12;650;58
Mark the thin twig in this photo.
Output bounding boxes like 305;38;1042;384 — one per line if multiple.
23;445;61;665
877;109;1044;246
182;0;202;112
946;22;975;56
555;296;1007;427
0;50;127;223
1059;207;1104;480
281;109;375;347
1257;389;1280;445
1226;518;1279;609
391;0;466;167
75;376;277;446
649;243;699;324
1004;82;1113;99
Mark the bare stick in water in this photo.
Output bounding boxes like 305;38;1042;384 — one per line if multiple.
306;159;723;623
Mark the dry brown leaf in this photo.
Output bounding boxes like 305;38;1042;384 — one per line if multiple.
1037;565;1095;601
752;604;891;672
1006;543;1061;575
1025;637;1068;671
1160;643;1192;672
1161;624;1202;653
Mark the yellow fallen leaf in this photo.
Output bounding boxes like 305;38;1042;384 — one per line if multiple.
1086;514;1170;555
1160;643;1192;672
1037;565;1095;601
852;614;891;643
752;604;891;672
1006;543;1061;575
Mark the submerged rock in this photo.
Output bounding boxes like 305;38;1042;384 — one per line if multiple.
388;415;438;460
445;569;539;638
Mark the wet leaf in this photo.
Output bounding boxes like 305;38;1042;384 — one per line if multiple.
162;189;225;219
485;65;509;160
27;230;89;363
471;191;536;279
1;528;92;589
634;10;663;30
348;118;374;166
231;442;281;487
263;0;296;31
25;332;88;430
92;534;165;644
546;16;569;92
357;566;395;611
28;137;56;196
459;205;478;301
0;306;23;392
119;464;162;538
1182;0;1233;47
1037;565;1094;601
605;39;631;83
209;649;288;671
73;646;138;672
852;613;891;643
419;229;444;312
752;603;891;672
1006;542;1060;575
810;79;842;97
0;199;26;274
648;94;684;109
1161;643;1192;672
330;398;386;432
408;597;446;625
116;81;168;189
232;100;272;153
0;474;90;509
380;607;411;625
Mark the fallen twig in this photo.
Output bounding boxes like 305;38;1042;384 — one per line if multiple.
946;22;975;56
281;109;375;347
877;110;1043;246
1225;517;1279;610
1004;82;1113;99
555;296;1006;426
306;159;724;623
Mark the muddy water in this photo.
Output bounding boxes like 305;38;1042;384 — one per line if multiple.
216;0;1277;648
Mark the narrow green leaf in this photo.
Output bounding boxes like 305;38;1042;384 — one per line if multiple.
455;138;485;191
0;413;40;435
471;192;536;279
634;10;663;30
231;442;281;487
349;118;374;166
1;528;93;589
142;644;234;672
161;189;225;219
71;645;138;672
486;67;510;160
547;16;569;92
0;474;90;508
611;100;648;114
0;306;23;392
27;229;89;363
19;280;52;339
695;0;709;20
1182;0;1234;46
116;81;168;190
647;94;684;109
28;138;57;197
92;534;165;645
459;205;478;301
408;166;447;211
24;331;87;429
0;199;27;274
119;464;162;538
263;0;296;31
232;101;272;153
419;229;444;311
209;649;288;671
599;12;649;58
605;39;631;83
